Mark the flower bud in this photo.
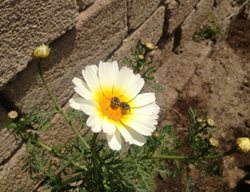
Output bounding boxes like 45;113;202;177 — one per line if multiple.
153;132;160;138
8;110;18;120
138;54;144;60
140;40;146;46
207;119;215;127
145;42;155;50
209;137;219;147
32;44;50;59
196;117;204;123
236;137;250;153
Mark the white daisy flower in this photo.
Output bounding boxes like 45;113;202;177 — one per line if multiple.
69;61;160;150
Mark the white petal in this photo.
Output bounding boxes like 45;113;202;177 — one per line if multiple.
125;73;144;101
132;114;158;126
77;99;98;116
69;97;82;110
116;122;133;144
86;115;102;133
121;120;152;136
102;116;116;135
107;129;122;150
127;128;146;146
133;103;160;116
117;122;146;146
82;65;100;92
89;65;98;74
113;66;134;95
114;67;145;100
72;77;92;100
98;61;119;94
131;93;156;107
69;97;97;113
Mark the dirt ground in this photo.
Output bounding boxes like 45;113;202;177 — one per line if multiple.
152;1;250;191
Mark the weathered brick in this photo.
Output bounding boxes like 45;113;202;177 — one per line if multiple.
128;0;161;31
0;0;78;89
166;0;200;35
181;0;214;38
113;6;165;61
0;146;34;192
3;0;127;113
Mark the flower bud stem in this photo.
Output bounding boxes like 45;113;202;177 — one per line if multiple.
202;148;238;160
35;140;86;170
37;61;90;149
145;148;238;161
91;133;101;192
193;125;208;136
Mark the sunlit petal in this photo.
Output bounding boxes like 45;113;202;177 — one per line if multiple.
107;129;122;151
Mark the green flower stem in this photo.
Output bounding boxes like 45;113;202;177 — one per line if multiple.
91;133;100;192
193;125;208;136
61;167;94;187
37;61;90;149
96;152;115;179
202;148;238;160
145;148;238;161
150;154;188;160
37;140;52;152
35;140;86;170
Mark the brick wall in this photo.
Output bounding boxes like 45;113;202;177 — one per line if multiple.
0;0;206;191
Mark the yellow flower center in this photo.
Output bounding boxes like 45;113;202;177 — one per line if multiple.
96;89;131;122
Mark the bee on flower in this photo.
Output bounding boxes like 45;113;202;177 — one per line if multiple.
69;61;160;150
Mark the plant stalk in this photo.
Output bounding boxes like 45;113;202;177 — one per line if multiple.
91;133;100;192
35;140;86;170
145;148;238;161
37;61;90;149
202;148;238;160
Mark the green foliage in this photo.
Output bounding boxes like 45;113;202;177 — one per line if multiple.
4;39;244;192
205;162;222;177
67;109;88;126
6;109;171;191
6;105;232;192
121;127;172;191
7;109;56;141
123;39;161;90
23;141;46;177
157;108;224;190
193;23;223;43
185;108;218;159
